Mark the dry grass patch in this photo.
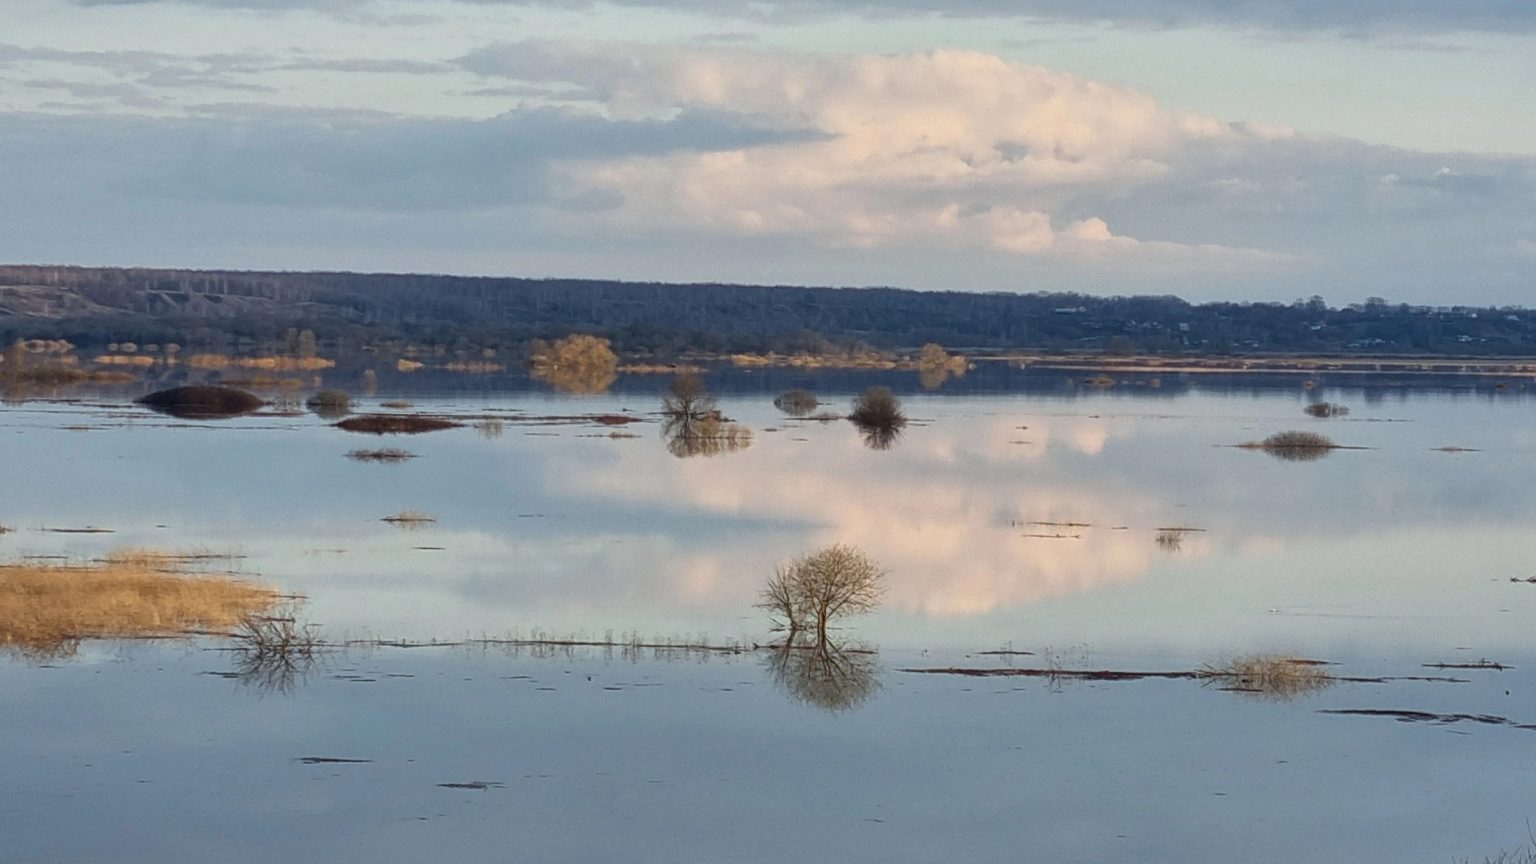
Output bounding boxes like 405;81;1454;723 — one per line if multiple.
185;354;334;371
0;552;279;657
1198;655;1334;700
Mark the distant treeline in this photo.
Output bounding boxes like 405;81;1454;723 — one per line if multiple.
2;264;1534;356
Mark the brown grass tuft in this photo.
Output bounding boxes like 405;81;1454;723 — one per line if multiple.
1198;655;1334;700
0;552;279;657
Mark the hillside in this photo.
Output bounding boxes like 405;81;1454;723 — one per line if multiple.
2;264;1533;357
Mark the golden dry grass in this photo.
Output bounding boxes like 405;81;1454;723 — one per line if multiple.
184;353;334;371
0;552;279;657
382;510;436;527
444;361;505;373
1198;654;1334;700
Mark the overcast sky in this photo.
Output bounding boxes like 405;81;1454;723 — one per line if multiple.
2;0;1533;304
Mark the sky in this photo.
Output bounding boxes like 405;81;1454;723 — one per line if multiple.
1;0;1533;304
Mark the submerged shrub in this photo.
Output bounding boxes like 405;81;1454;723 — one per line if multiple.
1240;430;1339;461
848;387;905;428
335;414;462;434
135;385;263;419
1198;655;1334;701
1304;402;1349;418
306;389;352;418
774;388;819;416
345;448;416;463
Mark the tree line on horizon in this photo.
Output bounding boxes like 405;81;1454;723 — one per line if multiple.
2;264;1533;357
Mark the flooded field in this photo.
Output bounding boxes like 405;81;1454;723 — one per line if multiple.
5;367;1536;862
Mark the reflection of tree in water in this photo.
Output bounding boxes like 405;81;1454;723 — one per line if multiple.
663;414;754;458
532;364;618;395
765;637;880;712
917;343;968;391
757;544;884;710
855;421;903;450
918;366;953;391
661;373;752;458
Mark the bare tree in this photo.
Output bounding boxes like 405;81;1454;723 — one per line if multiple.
662;373;716;420
758;566;809;634
662;374;750;458
759;544;885;645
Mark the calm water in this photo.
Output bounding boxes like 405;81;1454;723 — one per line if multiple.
4;369;1536;862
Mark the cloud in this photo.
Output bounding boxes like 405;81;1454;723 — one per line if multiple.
2;41;1532;299
459;44;1291;264
66;0;1536;36
0;104;817;211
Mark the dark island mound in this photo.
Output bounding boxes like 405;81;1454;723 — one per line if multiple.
334;414;463;435
135;385;264;419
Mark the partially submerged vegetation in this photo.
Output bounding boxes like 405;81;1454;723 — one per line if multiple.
0;550;280;658
346;448;417;463
773;388;819;416
335;414;462;434
662;374;753;458
759;545;886;711
382;510;436;527
529;334;619;394
1239;430;1341;461
759;544;885;646
306;389;352;419
228;603;322;693
905;653;1348;702
135;385;264;419
917;342;969;390
1197;655;1334;700
848;386;907;450
1304;401;1350;418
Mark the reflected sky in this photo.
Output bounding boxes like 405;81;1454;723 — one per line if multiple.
4;644;1536;864
4;381;1536;660
8;380;1536;862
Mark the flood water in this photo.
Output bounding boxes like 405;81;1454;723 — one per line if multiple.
5;367;1536;862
